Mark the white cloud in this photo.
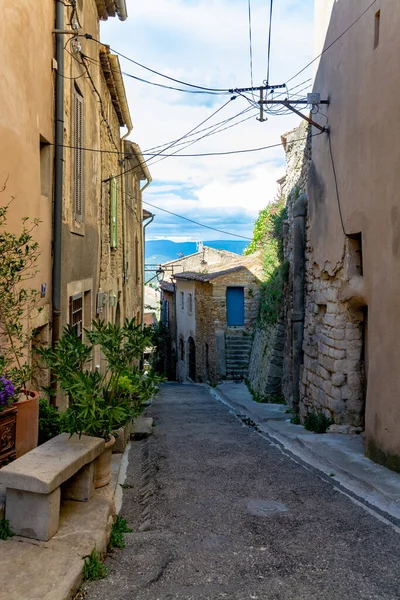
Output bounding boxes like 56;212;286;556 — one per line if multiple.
101;0;314;240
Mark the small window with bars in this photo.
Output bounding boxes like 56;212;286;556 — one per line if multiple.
70;293;83;340
73;87;84;222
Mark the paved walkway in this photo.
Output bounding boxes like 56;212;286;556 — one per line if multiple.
84;383;400;599
213;382;400;523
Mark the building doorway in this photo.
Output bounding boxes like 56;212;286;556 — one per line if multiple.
188;336;196;381
226;287;245;326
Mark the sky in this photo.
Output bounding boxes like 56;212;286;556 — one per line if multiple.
101;0;314;242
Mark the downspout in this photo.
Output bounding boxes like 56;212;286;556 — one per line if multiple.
120;129;132;309
52;0;65;403
291;193;307;416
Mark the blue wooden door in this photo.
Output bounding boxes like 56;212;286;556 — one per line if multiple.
226;287;245;326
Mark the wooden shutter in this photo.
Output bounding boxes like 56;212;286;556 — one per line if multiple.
110;177;118;248
73;89;83;222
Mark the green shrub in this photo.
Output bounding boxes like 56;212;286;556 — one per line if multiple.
0;518;15;540
108;516;132;550
83;549;109;581
290;415;301;425
38;399;65;445
304;412;333;434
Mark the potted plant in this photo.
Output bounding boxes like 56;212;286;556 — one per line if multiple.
38;318;153;487
0;199;42;458
0;376;17;466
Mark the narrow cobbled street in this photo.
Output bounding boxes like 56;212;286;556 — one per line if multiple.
84;384;400;600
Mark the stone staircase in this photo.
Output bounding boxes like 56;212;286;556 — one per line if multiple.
225;334;253;380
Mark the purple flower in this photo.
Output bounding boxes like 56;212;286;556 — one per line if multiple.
0;376;15;408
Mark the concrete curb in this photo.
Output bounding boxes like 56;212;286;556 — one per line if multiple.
211;385;400;525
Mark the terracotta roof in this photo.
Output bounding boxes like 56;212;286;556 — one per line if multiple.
174;251;264;283
160;281;175;293
174;266;246;282
162;246;239;267
95;0;127;21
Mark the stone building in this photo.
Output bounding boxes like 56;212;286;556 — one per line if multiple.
250;0;400;472
173;253;263;384
0;0;152;404
298;0;400;470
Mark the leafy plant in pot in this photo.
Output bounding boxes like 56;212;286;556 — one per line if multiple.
0;198;42;458
38;318;153;487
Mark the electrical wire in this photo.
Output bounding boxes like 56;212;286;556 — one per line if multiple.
147;109;258;167
144;106;255;152
248;0;255;98
105;96;237;181
81;34;234;93
142;201;253;240
81;52;229;95
266;0;274;84
327;132;346;236
286;0;378;84
79;54;121;155
48;131;323;159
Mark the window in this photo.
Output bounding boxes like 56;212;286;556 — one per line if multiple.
110;177;118;248
70;293;83;340
374;10;380;49
180;338;185;361
69;290;91;341
73;87;84;222
180;291;184;310
188;293;193;314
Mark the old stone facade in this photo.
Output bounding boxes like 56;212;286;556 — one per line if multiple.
247;121;311;402
173;253;263;384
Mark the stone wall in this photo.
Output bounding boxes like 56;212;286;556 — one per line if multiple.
247;121;311;402
300;242;365;426
247;322;285;399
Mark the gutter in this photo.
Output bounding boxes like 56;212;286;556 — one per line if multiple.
115;0;128;21
52;1;64;363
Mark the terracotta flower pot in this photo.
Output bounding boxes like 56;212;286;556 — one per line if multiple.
95;434;115;488
15;389;39;458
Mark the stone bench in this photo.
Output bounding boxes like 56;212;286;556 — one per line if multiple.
0;433;104;541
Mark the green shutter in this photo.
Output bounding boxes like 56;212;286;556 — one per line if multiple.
110;177;118;248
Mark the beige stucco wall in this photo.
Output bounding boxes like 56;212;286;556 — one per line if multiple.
310;0;400;466
0;0;55;382
175;279;196;381
0;0;54;307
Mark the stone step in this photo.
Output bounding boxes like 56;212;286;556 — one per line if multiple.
226;366;249;373
226;359;249;366
225;343;252;350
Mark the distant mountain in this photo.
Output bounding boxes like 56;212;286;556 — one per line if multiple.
145;240;248;265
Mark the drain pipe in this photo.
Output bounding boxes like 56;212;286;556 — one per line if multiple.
291;193;307;416
51;0;65;404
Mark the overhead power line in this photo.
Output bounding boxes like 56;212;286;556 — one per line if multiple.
266;0;274;84
286;0;378;84
81;34;233;93
105;96;238;181
248;0;255;94
48;130;321;159
142;200;252;240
